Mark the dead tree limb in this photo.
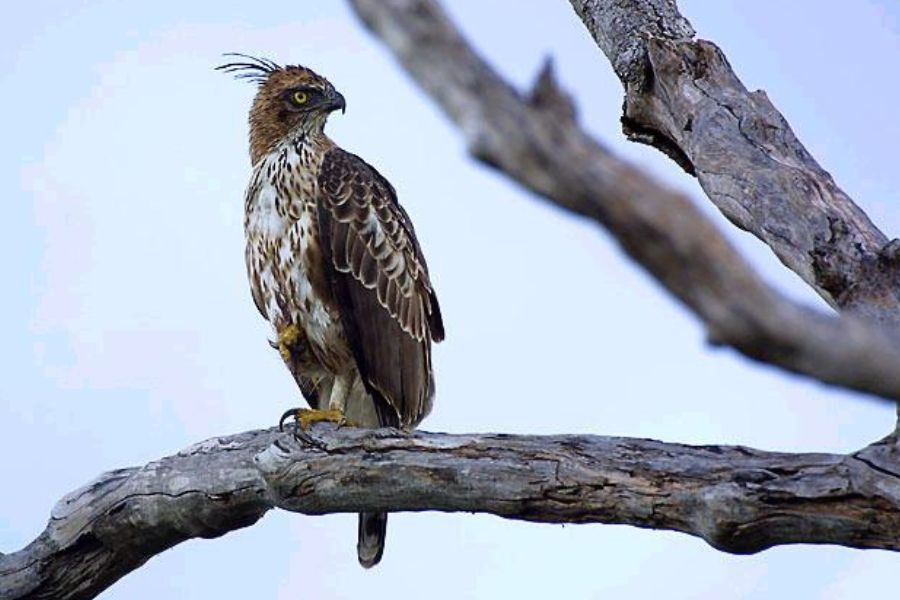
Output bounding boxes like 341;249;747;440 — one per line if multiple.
4;426;900;600
5;4;900;600
567;0;900;327
346;0;900;403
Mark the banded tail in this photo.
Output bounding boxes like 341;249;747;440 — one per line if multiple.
357;511;387;568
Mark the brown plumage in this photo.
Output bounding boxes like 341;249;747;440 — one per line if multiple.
218;54;444;567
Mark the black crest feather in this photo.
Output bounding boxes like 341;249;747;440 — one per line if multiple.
216;53;282;84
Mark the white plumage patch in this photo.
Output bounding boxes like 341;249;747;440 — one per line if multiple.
244;139;342;363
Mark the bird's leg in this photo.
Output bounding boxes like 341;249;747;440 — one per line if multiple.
280;375;356;431
328;374;351;414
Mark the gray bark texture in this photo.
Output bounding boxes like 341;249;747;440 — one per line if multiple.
347;0;900;403
4;1;900;599
568;0;900;327
4;426;900;600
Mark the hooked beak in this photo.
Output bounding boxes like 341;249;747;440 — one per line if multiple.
326;91;346;114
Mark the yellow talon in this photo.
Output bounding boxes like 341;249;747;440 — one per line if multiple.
299;408;346;429
280;408;355;431
278;324;303;362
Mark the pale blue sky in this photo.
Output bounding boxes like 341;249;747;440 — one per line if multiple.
2;2;899;599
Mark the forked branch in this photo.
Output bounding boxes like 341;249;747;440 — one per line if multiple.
4;3;900;600
347;0;900;403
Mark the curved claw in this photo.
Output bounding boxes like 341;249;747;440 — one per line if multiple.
279;407;301;432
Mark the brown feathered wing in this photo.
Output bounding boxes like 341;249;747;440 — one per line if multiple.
317;147;443;429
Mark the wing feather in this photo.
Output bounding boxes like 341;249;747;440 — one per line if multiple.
317;147;443;428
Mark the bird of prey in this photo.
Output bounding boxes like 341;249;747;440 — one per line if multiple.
218;54;444;568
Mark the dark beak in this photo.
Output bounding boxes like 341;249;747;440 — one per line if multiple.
327;91;346;114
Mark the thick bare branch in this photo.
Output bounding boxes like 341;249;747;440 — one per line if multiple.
7;6;899;600
568;0;900;326
3;426;900;600
345;0;900;402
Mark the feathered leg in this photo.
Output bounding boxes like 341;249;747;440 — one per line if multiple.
276;325;345;430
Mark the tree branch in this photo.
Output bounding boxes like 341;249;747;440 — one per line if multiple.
568;0;900;327
7;5;899;600
345;0;900;403
4;426;900;600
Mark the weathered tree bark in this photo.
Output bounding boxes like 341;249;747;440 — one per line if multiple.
5;3;900;599
567;0;900;327
4;426;900;600
346;0;900;403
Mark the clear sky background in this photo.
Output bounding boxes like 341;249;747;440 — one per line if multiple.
2;2;899;599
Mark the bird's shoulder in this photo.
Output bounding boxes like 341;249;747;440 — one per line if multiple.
316;145;443;343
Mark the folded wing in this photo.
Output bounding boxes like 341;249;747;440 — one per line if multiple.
317;147;443;428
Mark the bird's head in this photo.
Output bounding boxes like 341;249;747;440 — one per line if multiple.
217;54;346;164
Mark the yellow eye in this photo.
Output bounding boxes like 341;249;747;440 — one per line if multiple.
292;91;309;105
